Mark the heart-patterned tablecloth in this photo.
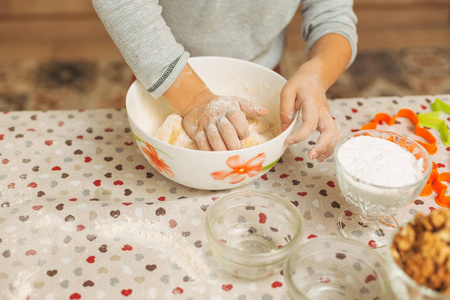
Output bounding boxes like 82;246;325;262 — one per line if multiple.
1;95;449;300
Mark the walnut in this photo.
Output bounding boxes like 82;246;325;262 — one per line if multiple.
391;208;450;295
438;229;450;243
395;223;415;252
429;274;443;290
436;243;450;265
421;216;434;231
431;212;445;230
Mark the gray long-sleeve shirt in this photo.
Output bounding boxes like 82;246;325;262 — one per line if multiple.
92;0;358;99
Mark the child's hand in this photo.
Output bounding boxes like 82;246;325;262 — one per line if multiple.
163;63;268;151
278;34;352;162
279;67;341;163
182;95;269;151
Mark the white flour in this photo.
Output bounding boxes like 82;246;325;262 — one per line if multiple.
155;112;279;149
337;136;423;187
93;216;217;282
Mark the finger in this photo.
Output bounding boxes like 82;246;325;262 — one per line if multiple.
286;102;319;145
308;126;334;160
322;128;342;160
205;124;227;151
239;100;269;118
226;109;249;139
195;131;213;151
279;86;297;131
316;132;341;162
311;121;341;162
217;118;242;150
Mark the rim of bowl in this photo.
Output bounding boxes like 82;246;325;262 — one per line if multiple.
204;191;303;262
333;129;433;190
125;56;298;155
284;236;390;299
385;226;450;299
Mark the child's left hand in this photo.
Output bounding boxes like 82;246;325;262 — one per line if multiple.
279;65;341;163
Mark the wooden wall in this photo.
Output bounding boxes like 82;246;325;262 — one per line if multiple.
0;0;449;60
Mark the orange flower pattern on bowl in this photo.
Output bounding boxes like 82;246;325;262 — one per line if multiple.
141;142;174;178
211;153;266;184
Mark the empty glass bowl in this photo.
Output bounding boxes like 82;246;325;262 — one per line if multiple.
204;191;302;279
284;236;391;300
334;130;432;248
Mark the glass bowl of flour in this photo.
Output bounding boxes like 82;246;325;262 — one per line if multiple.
334;130;432;248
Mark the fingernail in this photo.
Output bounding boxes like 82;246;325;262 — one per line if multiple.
309;151;317;160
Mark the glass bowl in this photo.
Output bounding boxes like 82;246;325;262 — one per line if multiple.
204;191;302;279
334;130;432;248
385;213;450;300
386;243;449;300
284;236;391;300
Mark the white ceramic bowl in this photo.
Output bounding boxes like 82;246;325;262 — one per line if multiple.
126;56;297;190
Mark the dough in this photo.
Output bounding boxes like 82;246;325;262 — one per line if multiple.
154;113;279;149
154;114;199;150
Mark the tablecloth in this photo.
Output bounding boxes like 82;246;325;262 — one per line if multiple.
1;95;449;300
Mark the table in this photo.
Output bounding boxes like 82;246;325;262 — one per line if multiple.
1;95;449;300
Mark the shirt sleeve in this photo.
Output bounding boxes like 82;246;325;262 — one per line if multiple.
92;0;190;99
301;0;358;68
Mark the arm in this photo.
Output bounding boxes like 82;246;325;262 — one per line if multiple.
93;0;267;151
280;0;357;162
92;0;189;99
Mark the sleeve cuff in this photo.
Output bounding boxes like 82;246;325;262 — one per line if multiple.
146;51;190;99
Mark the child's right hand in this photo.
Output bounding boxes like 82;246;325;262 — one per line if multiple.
163;63;268;151
182;95;268;151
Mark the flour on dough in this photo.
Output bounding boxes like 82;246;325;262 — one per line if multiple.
154;114;279;149
154;114;199;150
